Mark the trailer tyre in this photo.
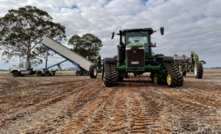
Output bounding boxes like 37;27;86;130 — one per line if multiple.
13;71;20;77
45;70;51;76
76;70;82;76
194;62;203;79
102;63;118;87
89;65;97;78
36;71;43;77
83;71;89;76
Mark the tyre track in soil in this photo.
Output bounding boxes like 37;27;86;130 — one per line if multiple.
0;77;101;133
62;74;221;134
0;71;221;133
62;76;171;134
0;78;93;122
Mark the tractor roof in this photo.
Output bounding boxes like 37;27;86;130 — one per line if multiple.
122;28;154;34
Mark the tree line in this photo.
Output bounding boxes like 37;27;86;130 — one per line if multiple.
0;5;103;66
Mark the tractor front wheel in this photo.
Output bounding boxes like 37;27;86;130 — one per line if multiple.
13;71;20;77
89;65;97;78
194;62;203;79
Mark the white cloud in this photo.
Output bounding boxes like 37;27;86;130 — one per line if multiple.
0;0;221;69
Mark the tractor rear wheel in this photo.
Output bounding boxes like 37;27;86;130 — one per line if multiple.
194;62;203;79
102;63;118;87
89;65;97;78
162;61;183;87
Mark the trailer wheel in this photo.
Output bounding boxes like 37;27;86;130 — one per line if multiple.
45;70;51;76
194;62;203;79
36;71;42;77
13;71;20;77
89;65;97;78
102;63;118;87
83;71;89;76
76;70;82;76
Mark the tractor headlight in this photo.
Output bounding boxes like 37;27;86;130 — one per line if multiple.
126;47;132;50
138;47;144;49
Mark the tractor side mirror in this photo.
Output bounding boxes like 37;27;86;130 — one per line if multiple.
150;43;156;47
111;32;115;39
160;27;164;35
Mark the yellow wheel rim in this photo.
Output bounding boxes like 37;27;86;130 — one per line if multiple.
167;74;172;85
153;73;158;83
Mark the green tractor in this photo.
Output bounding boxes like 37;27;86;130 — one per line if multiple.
89;27;183;87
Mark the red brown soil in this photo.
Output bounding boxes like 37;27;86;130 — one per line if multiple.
0;69;221;133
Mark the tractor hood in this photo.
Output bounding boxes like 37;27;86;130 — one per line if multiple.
126;42;144;47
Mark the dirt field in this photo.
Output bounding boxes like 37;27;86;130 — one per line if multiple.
0;69;221;134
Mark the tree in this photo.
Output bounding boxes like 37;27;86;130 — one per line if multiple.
0;5;66;66
68;33;103;61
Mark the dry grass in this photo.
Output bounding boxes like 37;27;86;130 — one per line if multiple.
56;71;76;74
0;71;10;74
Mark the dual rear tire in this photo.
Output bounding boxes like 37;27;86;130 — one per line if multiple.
76;70;89;76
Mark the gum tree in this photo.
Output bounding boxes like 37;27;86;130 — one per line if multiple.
0;5;66;66
68;33;103;61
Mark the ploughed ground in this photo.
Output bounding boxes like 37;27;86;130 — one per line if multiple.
0;69;221;133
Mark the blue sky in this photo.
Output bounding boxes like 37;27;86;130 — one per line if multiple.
0;0;221;70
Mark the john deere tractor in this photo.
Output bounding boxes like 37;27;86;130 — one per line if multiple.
89;27;183;87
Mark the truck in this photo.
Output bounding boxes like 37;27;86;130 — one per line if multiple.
89;27;183;87
9;61;56;77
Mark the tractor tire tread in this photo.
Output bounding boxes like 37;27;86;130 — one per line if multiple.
103;63;118;87
195;62;203;79
162;61;183;87
89;65;96;78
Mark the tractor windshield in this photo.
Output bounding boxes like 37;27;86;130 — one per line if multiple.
125;31;149;52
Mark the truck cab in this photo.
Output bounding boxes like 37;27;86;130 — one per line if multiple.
10;62;35;77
